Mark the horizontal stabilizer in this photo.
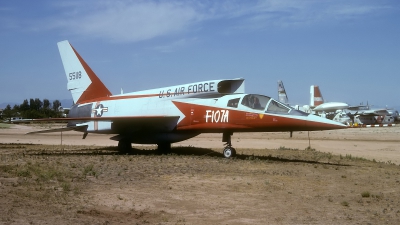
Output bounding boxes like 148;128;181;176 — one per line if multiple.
26;126;87;134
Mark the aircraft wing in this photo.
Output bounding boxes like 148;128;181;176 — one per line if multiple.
22;115;178;122
355;109;388;116
25;116;180;134
107;116;181;133
348;105;369;111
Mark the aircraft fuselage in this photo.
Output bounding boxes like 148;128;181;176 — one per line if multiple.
67;91;345;145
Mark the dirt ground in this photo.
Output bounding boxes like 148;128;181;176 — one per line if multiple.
1;124;400;224
3;123;400;164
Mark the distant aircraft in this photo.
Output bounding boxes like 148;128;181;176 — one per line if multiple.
278;82;396;126
387;109;399;121
277;80;289;105
347;104;396;125
58;106;70;118
277;82;351;125
278;84;349;114
276;80;304;111
332;111;352;126
4;117;33;124
308;85;349;113
28;40;346;158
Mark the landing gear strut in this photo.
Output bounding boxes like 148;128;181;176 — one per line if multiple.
222;132;236;158
157;143;171;152
118;139;132;153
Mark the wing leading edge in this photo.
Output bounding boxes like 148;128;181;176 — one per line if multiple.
26;116;180;134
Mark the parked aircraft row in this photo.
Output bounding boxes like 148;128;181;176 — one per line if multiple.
24;40;346;158
277;81;399;125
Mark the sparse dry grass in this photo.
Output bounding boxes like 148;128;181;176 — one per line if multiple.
1;143;400;224
0;123;11;129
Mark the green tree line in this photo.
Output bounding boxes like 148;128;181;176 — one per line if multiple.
2;98;64;120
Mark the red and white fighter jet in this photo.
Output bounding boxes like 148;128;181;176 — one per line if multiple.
32;40;346;158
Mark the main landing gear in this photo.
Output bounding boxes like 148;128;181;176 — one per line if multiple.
157;143;171;152
118;139;132;153
222;132;236;158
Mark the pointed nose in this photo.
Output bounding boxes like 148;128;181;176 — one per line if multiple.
305;114;347;130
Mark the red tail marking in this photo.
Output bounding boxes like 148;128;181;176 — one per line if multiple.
71;44;112;104
313;86;324;106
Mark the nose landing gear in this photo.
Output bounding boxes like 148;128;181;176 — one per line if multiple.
222;132;236;158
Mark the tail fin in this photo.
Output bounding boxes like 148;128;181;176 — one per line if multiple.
277;80;289;105
57;40;111;104
310;85;324;107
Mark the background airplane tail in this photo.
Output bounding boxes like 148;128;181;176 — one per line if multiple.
310;85;324;107
57;40;111;104
277;80;289;105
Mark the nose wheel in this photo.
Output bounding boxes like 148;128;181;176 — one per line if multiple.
222;132;236;158
223;146;236;158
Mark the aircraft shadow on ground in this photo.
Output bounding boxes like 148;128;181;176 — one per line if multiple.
27;146;349;166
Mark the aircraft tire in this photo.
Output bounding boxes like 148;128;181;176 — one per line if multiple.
223;147;236;158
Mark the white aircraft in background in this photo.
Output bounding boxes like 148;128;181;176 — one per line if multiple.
347;104;396;125
278;81;397;126
387;109;400;121
301;85;351;124
307;85;349;113
277;81;351;125
331;111;352;126
27;40;346;158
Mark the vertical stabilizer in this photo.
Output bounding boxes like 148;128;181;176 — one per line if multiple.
310;85;324;107
57;40;111;104
277;80;289;105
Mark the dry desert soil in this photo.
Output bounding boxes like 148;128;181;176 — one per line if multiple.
0;123;400;224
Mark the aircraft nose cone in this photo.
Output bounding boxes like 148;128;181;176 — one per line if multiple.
306;114;347;130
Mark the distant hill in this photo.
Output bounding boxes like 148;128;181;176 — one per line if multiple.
0;99;74;109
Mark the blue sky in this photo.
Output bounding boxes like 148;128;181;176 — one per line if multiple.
1;0;399;108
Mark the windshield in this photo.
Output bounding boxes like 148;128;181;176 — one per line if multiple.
266;99;290;113
266;99;309;116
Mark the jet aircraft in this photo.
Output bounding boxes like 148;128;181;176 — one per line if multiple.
29;40;346;158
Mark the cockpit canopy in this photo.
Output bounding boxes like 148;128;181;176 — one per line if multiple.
241;94;269;110
227;94;308;116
